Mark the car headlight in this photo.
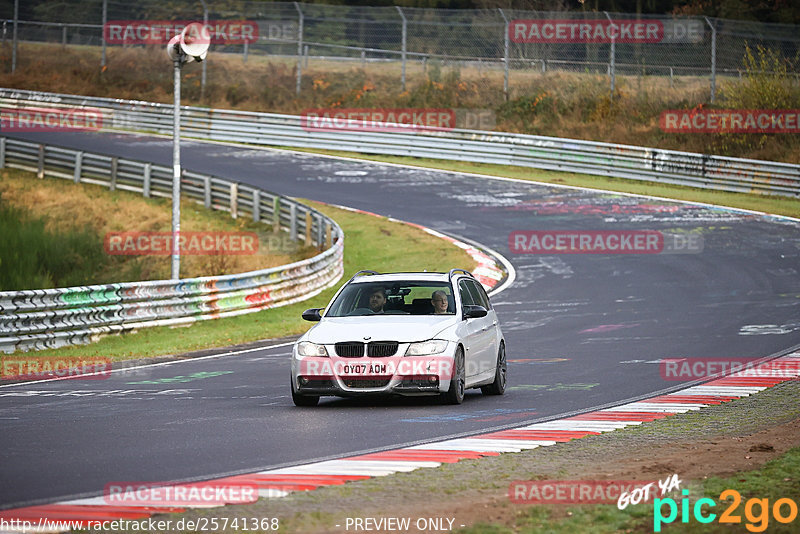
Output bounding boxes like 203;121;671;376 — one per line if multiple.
296;341;329;357
405;339;448;356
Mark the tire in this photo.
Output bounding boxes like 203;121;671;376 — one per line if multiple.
441;347;465;405
481;343;506;396
291;379;320;407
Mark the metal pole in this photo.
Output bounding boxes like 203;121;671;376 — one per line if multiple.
705;17;716;104
396;6;407;92
604;12;615;97
101;0;107;68
200;0;208;100
498;8;509;101
61;24;67;49
12;0;18;73
294;2;303;96
171;59;182;280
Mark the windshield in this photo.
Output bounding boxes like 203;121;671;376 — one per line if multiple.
326;281;455;317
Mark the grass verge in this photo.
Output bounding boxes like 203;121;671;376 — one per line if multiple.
0;168;316;288
463;444;800;533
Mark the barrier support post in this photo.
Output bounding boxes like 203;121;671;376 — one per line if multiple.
143;162;151;197
74;152;83;183
273;196;281;233
37;145;44;179
203;176;211;208
290;203;297;241
253;189;261;222
230;182;238;219
110;157;118;191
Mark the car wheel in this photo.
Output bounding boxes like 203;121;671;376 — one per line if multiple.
291;379;319;407
441;347;465;405
481;343;506;396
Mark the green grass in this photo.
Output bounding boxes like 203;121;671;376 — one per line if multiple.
0;167;318;285
10;200;474;362
0;201;108;290
458;447;800;533
280;147;800;220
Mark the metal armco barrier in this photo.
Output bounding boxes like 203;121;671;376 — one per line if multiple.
0;137;344;353
1;88;797;197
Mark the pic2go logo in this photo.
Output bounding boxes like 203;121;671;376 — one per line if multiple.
654;489;799;532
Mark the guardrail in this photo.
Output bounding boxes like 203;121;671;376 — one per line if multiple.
1;88;798;197
0;137;344;353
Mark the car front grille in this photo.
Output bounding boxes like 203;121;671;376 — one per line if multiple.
343;378;392;388
335;341;399;358
335;342;364;357
367;342;398;357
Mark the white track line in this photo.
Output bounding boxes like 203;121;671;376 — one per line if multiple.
0;342;296;388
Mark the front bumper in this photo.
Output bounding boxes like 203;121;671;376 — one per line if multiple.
291;349;455;397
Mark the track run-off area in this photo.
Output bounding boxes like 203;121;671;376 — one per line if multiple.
2;130;800;512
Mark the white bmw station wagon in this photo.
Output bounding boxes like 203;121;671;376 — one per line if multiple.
290;269;506;406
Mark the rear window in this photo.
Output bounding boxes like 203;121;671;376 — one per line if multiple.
326;281;455;317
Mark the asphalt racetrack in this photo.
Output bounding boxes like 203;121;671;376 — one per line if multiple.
2;131;800;509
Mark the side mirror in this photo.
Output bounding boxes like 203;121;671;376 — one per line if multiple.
463;305;488;319
301;308;323;322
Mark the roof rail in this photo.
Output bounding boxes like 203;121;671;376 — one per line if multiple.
448;268;473;279
348;270;381;282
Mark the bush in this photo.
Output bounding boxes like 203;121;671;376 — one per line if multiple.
712;43;800;157
722;43;800;110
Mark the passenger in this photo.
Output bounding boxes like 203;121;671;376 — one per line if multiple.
368;287;387;314
431;290;450;314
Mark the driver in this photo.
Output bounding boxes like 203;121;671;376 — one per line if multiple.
368;287;387;314
431;290;450;314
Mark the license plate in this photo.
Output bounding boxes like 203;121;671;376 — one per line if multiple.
339;363;388;375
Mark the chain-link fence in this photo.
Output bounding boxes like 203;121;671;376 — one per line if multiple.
2;0;799;103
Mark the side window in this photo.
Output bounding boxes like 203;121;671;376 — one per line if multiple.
468;280;491;310
459;280;476;308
